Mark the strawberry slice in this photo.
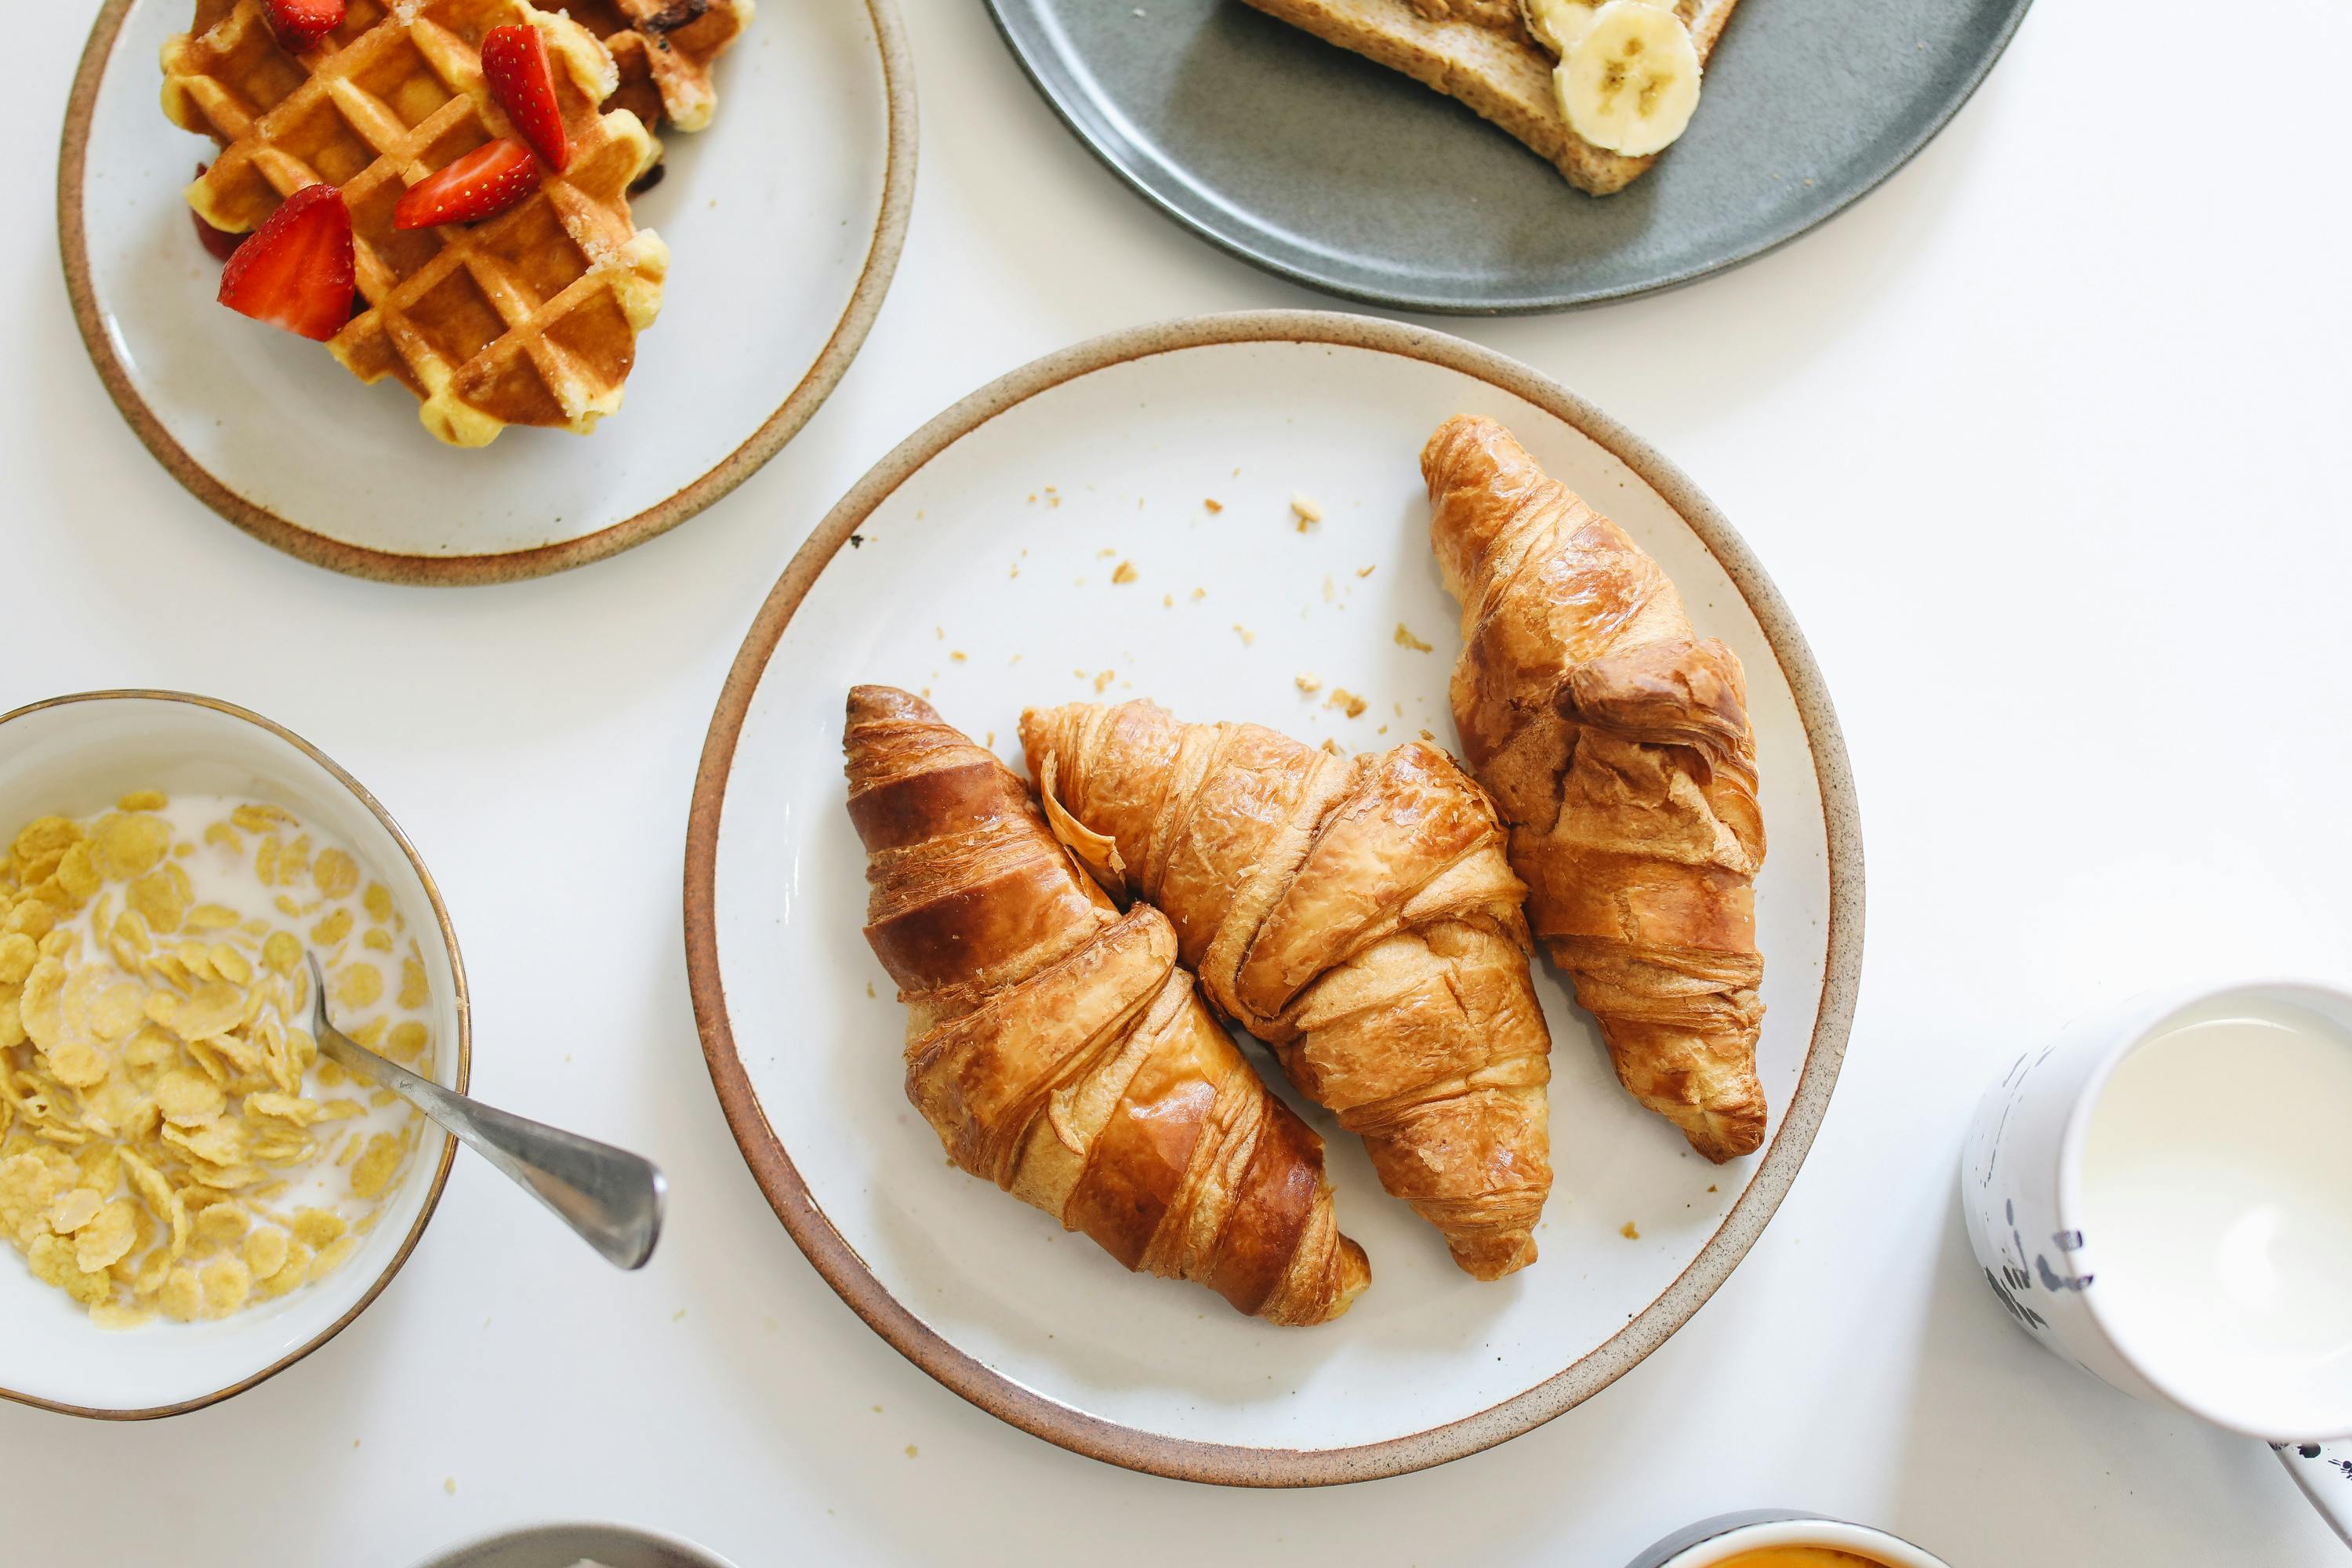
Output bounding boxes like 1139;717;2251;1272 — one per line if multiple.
481;24;569;172
217;183;355;341
191;164;248;263
263;0;345;52
392;139;541;230
194;209;247;263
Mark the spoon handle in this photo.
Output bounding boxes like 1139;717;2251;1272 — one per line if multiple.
314;1023;666;1271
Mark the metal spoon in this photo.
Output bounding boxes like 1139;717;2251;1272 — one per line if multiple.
305;953;666;1269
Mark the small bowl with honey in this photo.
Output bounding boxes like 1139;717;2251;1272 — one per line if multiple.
0;689;470;1417
1625;1511;1951;1568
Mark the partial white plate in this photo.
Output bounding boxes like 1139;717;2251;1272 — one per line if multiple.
684;312;1864;1485
59;0;914;584
0;691;469;1419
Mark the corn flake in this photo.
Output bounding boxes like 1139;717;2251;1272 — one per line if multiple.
0;794;432;1325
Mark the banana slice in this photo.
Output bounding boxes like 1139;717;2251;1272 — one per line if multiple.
1520;0;1596;56
1554;0;1702;158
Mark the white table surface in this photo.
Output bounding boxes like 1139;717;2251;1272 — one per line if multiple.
9;0;2348;1562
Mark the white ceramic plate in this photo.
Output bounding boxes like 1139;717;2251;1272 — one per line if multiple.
684;312;1863;1484
59;0;914;584
0;692;469;1418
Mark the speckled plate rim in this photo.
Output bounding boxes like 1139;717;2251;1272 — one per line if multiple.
982;0;2034;314
682;310;1865;1486
55;0;918;586
0;688;472;1421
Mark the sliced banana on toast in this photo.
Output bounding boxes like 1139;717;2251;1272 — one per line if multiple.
1548;0;1703;158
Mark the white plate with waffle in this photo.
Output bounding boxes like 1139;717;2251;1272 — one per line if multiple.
60;0;914;584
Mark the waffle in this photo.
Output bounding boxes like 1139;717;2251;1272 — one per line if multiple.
162;0;668;446
568;0;753;133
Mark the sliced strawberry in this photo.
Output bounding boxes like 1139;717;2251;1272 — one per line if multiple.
191;164;248;263
392;139;541;230
263;0;345;52
481;24;569;172
194;209;248;262
218;183;354;340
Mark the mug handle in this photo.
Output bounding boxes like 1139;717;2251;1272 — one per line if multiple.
2274;1442;2352;1547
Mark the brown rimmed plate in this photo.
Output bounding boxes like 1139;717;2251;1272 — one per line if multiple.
58;0;915;585
0;690;470;1417
684;310;1864;1485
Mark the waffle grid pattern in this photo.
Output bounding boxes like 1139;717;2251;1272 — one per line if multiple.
571;0;754;132
162;0;667;445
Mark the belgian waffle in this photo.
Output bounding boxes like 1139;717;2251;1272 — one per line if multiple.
162;0;668;445
569;0;753;132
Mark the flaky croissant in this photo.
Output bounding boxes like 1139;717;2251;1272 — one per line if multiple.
1019;700;1552;1280
1424;415;1767;1161
844;686;1370;1325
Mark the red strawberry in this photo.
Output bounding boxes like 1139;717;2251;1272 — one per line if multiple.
194;209;248;263
392;139;540;230
191;164;247;263
481;24;569;172
263;0;345;52
217;183;355;341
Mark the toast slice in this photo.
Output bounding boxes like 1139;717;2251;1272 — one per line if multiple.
1237;0;1741;195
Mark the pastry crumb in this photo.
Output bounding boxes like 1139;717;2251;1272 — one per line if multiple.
1394;623;1433;652
1162;593;1173;607
1419;728;1436;741
905;1444;919;1459
1093;670;1115;693
1621;1221;1640;1240
1356;564;1376;578
1322;575;1336;603
1291;493;1322;530
1112;561;1138;584
1191;587;1207;600
1232;624;1255;647
1294;673;1322;694
1326;688;1367;719
1098;548;1118;559
950;650;967;662
444;1478;456;1495
1203;498;1223;514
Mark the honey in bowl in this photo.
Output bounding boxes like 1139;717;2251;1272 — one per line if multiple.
1712;1552;1892;1568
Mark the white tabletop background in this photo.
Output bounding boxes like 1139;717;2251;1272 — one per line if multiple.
8;0;2349;1562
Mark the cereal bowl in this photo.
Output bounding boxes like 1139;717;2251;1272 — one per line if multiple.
0;690;468;1418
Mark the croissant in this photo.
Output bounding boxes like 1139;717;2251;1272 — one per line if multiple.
1424;415;1767;1161
844;686;1370;1325
1018;700;1552;1280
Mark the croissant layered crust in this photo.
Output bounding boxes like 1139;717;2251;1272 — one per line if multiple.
844;685;1368;1325
1424;415;1768;1161
1020;699;1553;1280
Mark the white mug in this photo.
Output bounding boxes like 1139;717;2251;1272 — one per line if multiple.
1961;980;2352;1546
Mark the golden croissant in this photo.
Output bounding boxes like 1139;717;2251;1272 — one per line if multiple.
844;685;1370;1325
1018;700;1553;1280
1424;415;1767;1162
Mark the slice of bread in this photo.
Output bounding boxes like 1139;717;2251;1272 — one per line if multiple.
1237;0;1741;195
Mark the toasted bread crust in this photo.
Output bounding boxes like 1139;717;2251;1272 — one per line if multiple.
1238;0;1740;196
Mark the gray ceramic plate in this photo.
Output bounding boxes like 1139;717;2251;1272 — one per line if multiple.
411;1523;738;1568
985;0;2033;313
